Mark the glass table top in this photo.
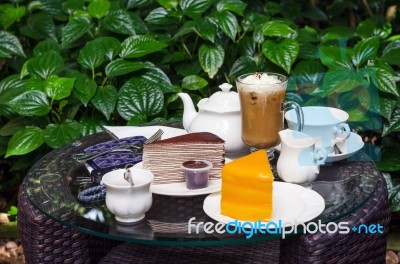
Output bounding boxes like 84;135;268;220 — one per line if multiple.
23;125;379;246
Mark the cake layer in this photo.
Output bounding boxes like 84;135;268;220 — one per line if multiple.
142;132;225;184
221;150;273;221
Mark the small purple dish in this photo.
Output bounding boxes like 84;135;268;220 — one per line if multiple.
180;160;213;190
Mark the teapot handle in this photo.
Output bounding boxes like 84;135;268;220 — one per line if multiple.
283;102;304;132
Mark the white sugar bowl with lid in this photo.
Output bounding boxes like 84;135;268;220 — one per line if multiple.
178;83;248;154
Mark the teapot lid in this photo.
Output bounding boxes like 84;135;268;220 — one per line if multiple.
198;83;240;113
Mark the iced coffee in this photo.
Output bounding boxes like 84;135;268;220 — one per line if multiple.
236;73;287;150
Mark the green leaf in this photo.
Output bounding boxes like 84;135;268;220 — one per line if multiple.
92;37;121;61
241;12;269;32
45;75;75;100
105;59;146;77
27;51;64;79
180;0;210;18
382;40;400;66
174;21;196;39
145;7;176;25
127;0;149;9
101;10;136;35
196;17;216;43
33;39;61;56
357;18;392;39
238;36;256;57
321;26;356;42
182;75;208;90
136;64;175;93
5;127;44;157
117;77;164;120
376;144;400;171
198;44;225;79
228;56;257;77
67;71;96;106
262;39;299;74
380;95;397;120
352;37;379;67
373;68;399;97
62;16;91;46
157;0;178;9
0;31;25;58
216;0;247;16
19;13;56;40
298;26;319;43
9;91;51;116
318;45;352;70
262;20;296;37
128;13;148;34
215;10;238;42
78;41;105;70
120;35;167;58
62;0;85;15
383;106;400;136
44;120;81;148
302;5;327;21
80;115;105;137
322;70;362;94
0;5;26;29
91;85;118;120
88;0;110;19
0;75;25;116
127;114;148;125
0;117;34;136
299;43;319;59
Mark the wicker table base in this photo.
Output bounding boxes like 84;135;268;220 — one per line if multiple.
98;240;280;264
18;185;120;264
280;173;391;264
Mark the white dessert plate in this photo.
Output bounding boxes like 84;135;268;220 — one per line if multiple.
203;181;325;228
275;132;364;162
103;125;187;140
134;158;231;197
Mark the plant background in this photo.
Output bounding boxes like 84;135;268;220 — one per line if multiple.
0;0;399;216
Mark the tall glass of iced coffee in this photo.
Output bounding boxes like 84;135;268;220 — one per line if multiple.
236;72;303;160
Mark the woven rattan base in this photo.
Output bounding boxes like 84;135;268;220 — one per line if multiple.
280;173;391;264
99;240;280;264
18;185;119;264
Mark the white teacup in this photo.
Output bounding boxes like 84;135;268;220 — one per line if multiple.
285;106;351;153
102;168;153;223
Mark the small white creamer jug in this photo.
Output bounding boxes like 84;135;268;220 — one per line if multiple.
277;129;327;188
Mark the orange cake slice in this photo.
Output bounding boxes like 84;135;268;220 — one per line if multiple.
221;150;273;221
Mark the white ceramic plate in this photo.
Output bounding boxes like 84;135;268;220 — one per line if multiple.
275;132;364;163
203;182;325;228
134;159;231;197
103;125;187;140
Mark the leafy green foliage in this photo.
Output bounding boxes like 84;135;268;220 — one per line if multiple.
1;0;400;211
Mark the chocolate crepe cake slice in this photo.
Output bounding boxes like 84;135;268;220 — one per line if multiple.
142;132;225;184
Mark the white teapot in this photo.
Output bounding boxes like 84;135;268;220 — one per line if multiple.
178;83;248;154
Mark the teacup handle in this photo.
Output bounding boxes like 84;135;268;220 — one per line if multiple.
333;123;351;143
283;101;304;132
314;148;327;166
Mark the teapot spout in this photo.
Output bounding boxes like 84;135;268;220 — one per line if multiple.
178;93;198;131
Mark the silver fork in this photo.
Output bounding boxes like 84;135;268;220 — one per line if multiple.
73;129;164;162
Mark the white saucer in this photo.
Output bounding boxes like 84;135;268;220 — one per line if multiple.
134;158;231;197
203;182;325;228
325;132;364;162
275;132;364;162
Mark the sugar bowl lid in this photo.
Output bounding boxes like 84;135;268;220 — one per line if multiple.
198;83;240;113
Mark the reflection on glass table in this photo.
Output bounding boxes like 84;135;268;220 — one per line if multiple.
23;127;379;246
